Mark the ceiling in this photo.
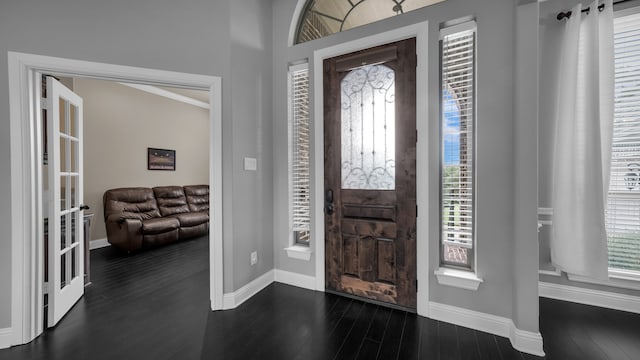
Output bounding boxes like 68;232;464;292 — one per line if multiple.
156;86;209;104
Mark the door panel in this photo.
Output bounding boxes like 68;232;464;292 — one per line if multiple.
324;38;417;308
46;76;85;327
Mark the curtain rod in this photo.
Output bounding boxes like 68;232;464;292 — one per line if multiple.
557;0;634;20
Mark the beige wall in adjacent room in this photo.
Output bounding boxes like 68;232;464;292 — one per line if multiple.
74;78;209;242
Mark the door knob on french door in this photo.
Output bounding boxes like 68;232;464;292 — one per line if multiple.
325;204;335;215
80;205;90;210
325;189;334;215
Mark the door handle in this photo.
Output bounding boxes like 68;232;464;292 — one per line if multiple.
325;204;335;215
325;189;334;215
80;204;90;210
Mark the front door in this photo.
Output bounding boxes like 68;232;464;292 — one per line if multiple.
45;76;86;327
324;38;417;309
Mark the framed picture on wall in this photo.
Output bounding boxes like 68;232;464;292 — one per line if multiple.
148;148;176;171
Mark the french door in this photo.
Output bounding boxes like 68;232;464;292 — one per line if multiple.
45;76;86;327
323;39;417;309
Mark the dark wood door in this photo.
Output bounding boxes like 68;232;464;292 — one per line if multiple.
324;38;417;309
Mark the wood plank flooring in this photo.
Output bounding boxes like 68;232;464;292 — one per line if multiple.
1;236;640;359
540;294;640;360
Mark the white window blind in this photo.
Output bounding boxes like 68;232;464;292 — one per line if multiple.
608;13;640;272
440;22;476;269
289;63;311;246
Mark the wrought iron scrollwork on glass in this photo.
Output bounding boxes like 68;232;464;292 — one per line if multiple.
295;0;446;44
341;64;396;190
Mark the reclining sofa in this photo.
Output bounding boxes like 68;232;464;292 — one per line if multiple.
103;185;209;252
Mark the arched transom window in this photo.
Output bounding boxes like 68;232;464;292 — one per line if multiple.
295;0;445;44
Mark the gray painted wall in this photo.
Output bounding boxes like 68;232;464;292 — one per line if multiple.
538;0;640;298
272;0;540;332
513;0;540;332
0;0;547;336
229;0;275;291
0;0;273;329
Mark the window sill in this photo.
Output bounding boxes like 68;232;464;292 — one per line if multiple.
538;268;562;277
567;269;640;291
538;263;561;277
284;245;312;261
434;267;483;291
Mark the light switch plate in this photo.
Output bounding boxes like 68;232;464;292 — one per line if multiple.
244;157;257;171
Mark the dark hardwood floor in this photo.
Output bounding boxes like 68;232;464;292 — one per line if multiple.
2;236;640;359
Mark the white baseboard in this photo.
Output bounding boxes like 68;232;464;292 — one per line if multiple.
539;281;640;314
89;238;109;250
274;269;316;290
0;327;12;349
221;269;317;310
510;326;545;357
222;270;274;310
429;302;545;357
429;302;508;337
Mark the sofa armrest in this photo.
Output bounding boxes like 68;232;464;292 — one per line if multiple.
106;213;124;224
105;217;143;252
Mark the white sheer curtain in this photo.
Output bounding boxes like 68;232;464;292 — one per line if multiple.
551;0;614;280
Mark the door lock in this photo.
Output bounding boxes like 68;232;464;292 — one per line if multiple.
324;189;334;215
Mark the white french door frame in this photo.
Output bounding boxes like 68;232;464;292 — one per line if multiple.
8;52;224;345
312;21;430;316
45;76;86;328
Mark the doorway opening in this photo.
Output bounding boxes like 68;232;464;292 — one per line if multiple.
311;21;430;316
323;38;418;310
40;74;212;328
8;52;223;346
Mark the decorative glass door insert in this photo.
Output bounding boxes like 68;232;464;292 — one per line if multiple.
341;64;396;190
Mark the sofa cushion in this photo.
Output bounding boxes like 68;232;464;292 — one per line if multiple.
143;229;179;248
103;187;161;221
184;185;209;213
142;217;180;235
169;212;209;227
153;186;190;217
178;222;208;240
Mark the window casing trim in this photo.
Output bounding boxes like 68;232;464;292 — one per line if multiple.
614;2;640;19
287;62;311;251
567;270;640;291
605;9;640;277
439;20;476;39
438;20;477;273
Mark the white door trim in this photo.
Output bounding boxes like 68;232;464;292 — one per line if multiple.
8;51;224;346
312;21;430;316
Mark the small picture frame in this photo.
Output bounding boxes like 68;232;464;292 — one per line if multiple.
148;148;176;171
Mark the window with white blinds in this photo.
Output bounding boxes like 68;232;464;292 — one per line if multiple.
440;22;476;269
608;13;640;272
289;63;311;246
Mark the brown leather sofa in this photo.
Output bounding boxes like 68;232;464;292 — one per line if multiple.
103;185;209;252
